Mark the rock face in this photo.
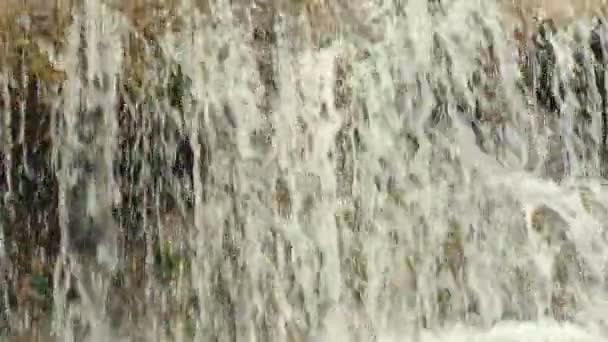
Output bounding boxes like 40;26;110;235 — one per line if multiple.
0;0;604;42
0;0;56;16
65;185;119;268
502;0;608;24
0;0;66;40
501;0;608;63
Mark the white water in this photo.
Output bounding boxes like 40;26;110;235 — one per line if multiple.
2;0;608;341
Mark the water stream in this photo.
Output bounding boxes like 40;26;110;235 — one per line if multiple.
2;0;608;341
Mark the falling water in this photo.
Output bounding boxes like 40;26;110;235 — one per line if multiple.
2;0;608;341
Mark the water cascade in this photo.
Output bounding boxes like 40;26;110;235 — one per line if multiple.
1;0;608;341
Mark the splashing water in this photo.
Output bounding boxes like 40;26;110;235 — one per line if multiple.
2;0;608;341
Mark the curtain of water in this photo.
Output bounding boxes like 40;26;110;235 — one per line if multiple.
1;0;608;341
50;0;123;339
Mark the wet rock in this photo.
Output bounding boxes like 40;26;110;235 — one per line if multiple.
530;205;569;245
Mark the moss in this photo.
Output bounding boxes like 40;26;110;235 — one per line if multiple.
154;242;191;283
14;270;53;319
0;3;70;82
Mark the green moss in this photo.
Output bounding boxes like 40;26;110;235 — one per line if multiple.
29;274;49;298
154;242;191;282
16;271;53;315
